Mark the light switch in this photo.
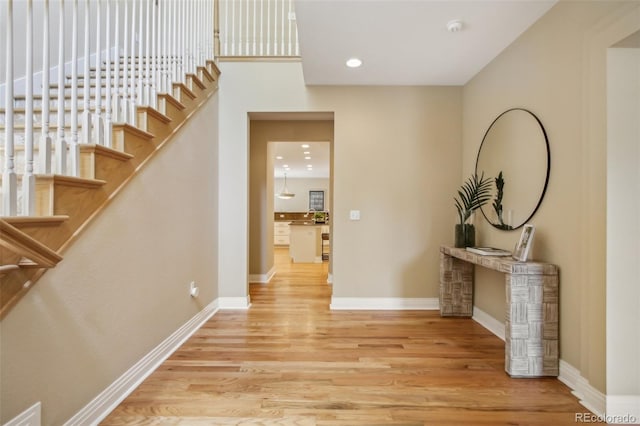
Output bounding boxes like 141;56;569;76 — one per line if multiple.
349;210;360;220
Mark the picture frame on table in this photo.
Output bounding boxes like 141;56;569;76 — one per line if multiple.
512;224;535;262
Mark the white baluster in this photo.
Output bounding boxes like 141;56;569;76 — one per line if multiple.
240;0;245;56
2;0;17;216
104;0;112;147
69;0;80;176
82;0;93;144
252;0;256;56
137;0;144;102
180;0;186;82
130;0;138;124
231;0;235;56
40;0;52;174
216;0;220;58
188;0;193;71
281;0;285;56
259;0;264;56
198;0;203;65
150;0;157;107
93;0;104;146
162;0;170;92
266;0;270;56
144;0;151;105
287;0;292;56
23;0;36;214
223;0;228;56
122;0;130;124
171;0;177;84
114;0;121;123
56;0;67;175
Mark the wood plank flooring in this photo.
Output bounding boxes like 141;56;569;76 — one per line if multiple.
102;248;599;425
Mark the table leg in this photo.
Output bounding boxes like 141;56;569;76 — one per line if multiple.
439;252;474;317
505;273;559;377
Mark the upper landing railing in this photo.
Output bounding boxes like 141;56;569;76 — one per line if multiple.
219;0;300;58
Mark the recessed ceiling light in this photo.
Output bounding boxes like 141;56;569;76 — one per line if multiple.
305;156;311;160
301;144;310;148
276;156;283;160
303;151;310;155
307;164;313;168
283;164;289;168
346;57;363;68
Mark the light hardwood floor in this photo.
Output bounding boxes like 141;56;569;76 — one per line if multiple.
102;247;599;425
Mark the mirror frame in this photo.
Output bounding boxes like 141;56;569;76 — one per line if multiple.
475;108;551;230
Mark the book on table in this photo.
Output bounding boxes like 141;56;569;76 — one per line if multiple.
465;247;512;256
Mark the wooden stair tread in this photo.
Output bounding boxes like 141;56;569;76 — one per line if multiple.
138;106;172;124
79;144;135;161
36;174;107;188
173;82;197;100
187;73;206;90
1;215;69;227
112;123;155;140
157;93;186;111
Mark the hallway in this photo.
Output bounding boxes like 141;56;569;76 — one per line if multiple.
102;248;596;425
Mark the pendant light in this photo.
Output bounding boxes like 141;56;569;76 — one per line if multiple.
277;173;295;199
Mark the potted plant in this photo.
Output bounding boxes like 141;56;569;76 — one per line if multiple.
454;172;493;247
313;211;326;223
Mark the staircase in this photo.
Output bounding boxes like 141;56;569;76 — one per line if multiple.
0;59;220;318
0;0;220;319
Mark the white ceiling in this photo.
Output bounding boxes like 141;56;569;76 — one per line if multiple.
272;141;331;178
295;0;558;86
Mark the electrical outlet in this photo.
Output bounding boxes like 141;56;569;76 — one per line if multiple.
349;210;360;220
189;281;199;298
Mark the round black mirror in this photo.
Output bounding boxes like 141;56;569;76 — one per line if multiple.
475;108;550;230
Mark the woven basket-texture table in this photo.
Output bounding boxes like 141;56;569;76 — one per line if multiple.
439;246;559;377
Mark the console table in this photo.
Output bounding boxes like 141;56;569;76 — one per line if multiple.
439;246;559;377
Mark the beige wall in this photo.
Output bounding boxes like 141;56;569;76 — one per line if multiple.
606;47;640;398
0;95;220;425
220;62;462;301
274;177;331;213
462;1;640;394
249;120;334;276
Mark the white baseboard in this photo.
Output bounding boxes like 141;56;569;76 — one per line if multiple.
472;306;505;341
64;301;219;426
330;297;439;310
558;359;607;418
5;402;41;426
327;273;333;284
218;296;251;309
472;307;612;420
248;266;276;284
607;396;640;424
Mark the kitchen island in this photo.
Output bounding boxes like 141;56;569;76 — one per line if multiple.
288;221;324;263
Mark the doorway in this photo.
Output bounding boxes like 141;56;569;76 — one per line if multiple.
248;114;334;288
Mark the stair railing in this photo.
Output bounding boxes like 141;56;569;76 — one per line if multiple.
219;0;299;57
1;0;219;217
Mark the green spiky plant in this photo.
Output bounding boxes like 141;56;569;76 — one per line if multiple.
454;172;493;225
454;172;493;247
